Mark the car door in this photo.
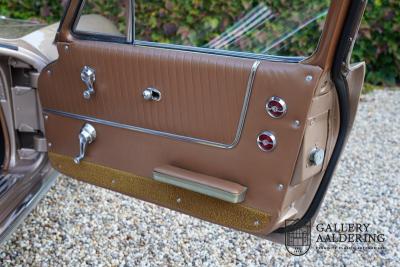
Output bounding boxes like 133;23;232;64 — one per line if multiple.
37;0;366;239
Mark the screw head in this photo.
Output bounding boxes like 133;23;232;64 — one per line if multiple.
44;115;49;120
277;184;284;191
254;220;260;226
64;45;69;51
48;142;52;147
176;198;181;203
292;120;300;129
47;70;51;75
305;75;313;82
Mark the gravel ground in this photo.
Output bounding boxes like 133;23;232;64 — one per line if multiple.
1;89;399;266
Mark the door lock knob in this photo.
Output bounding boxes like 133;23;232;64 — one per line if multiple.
81;66;96;99
74;123;96;164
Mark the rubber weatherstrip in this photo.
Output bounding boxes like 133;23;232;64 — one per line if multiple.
56;0;71;34
275;0;367;233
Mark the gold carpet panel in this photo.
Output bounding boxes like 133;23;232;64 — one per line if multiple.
49;153;271;234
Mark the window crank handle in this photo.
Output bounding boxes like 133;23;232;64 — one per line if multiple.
81;66;96;100
74;123;96;164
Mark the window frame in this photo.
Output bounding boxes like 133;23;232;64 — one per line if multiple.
71;0;133;44
70;0;328;63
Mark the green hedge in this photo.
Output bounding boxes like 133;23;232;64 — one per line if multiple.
0;0;398;86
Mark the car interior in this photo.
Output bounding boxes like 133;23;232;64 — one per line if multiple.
0;54;56;241
0;0;367;243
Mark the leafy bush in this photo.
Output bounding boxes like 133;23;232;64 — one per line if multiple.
0;0;66;24
352;0;400;85
135;0;330;55
0;0;398;85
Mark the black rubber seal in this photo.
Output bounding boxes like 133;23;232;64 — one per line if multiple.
275;0;367;233
56;0;72;34
0;116;4;166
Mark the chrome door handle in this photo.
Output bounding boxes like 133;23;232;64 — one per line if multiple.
81;66;96;99
142;87;161;101
74;123;96;164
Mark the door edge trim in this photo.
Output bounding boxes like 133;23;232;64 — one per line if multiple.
274;0;367;234
44;60;261;149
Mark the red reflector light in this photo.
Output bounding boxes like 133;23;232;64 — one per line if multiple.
257;131;277;152
266;96;287;118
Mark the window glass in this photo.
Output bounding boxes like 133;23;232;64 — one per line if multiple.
74;0;129;38
134;0;330;57
0;17;46;39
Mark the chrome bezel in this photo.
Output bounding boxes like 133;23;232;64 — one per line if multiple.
143;87;162;101
256;131;277;152
266;96;287;119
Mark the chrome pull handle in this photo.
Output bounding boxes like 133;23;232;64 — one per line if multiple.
142;87;161;101
81;66;96;100
74;123;96;164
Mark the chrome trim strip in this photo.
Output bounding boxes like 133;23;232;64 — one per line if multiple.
44;60;261;149
127;0;133;43
231;60;261;148
134;40;304;63
0;43;18;51
0;174;24;199
0;159;58;245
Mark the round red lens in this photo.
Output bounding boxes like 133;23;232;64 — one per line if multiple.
266;97;287;118
257;131;276;152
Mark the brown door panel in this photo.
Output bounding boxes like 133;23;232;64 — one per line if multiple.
40;42;255;145
39;42;328;234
